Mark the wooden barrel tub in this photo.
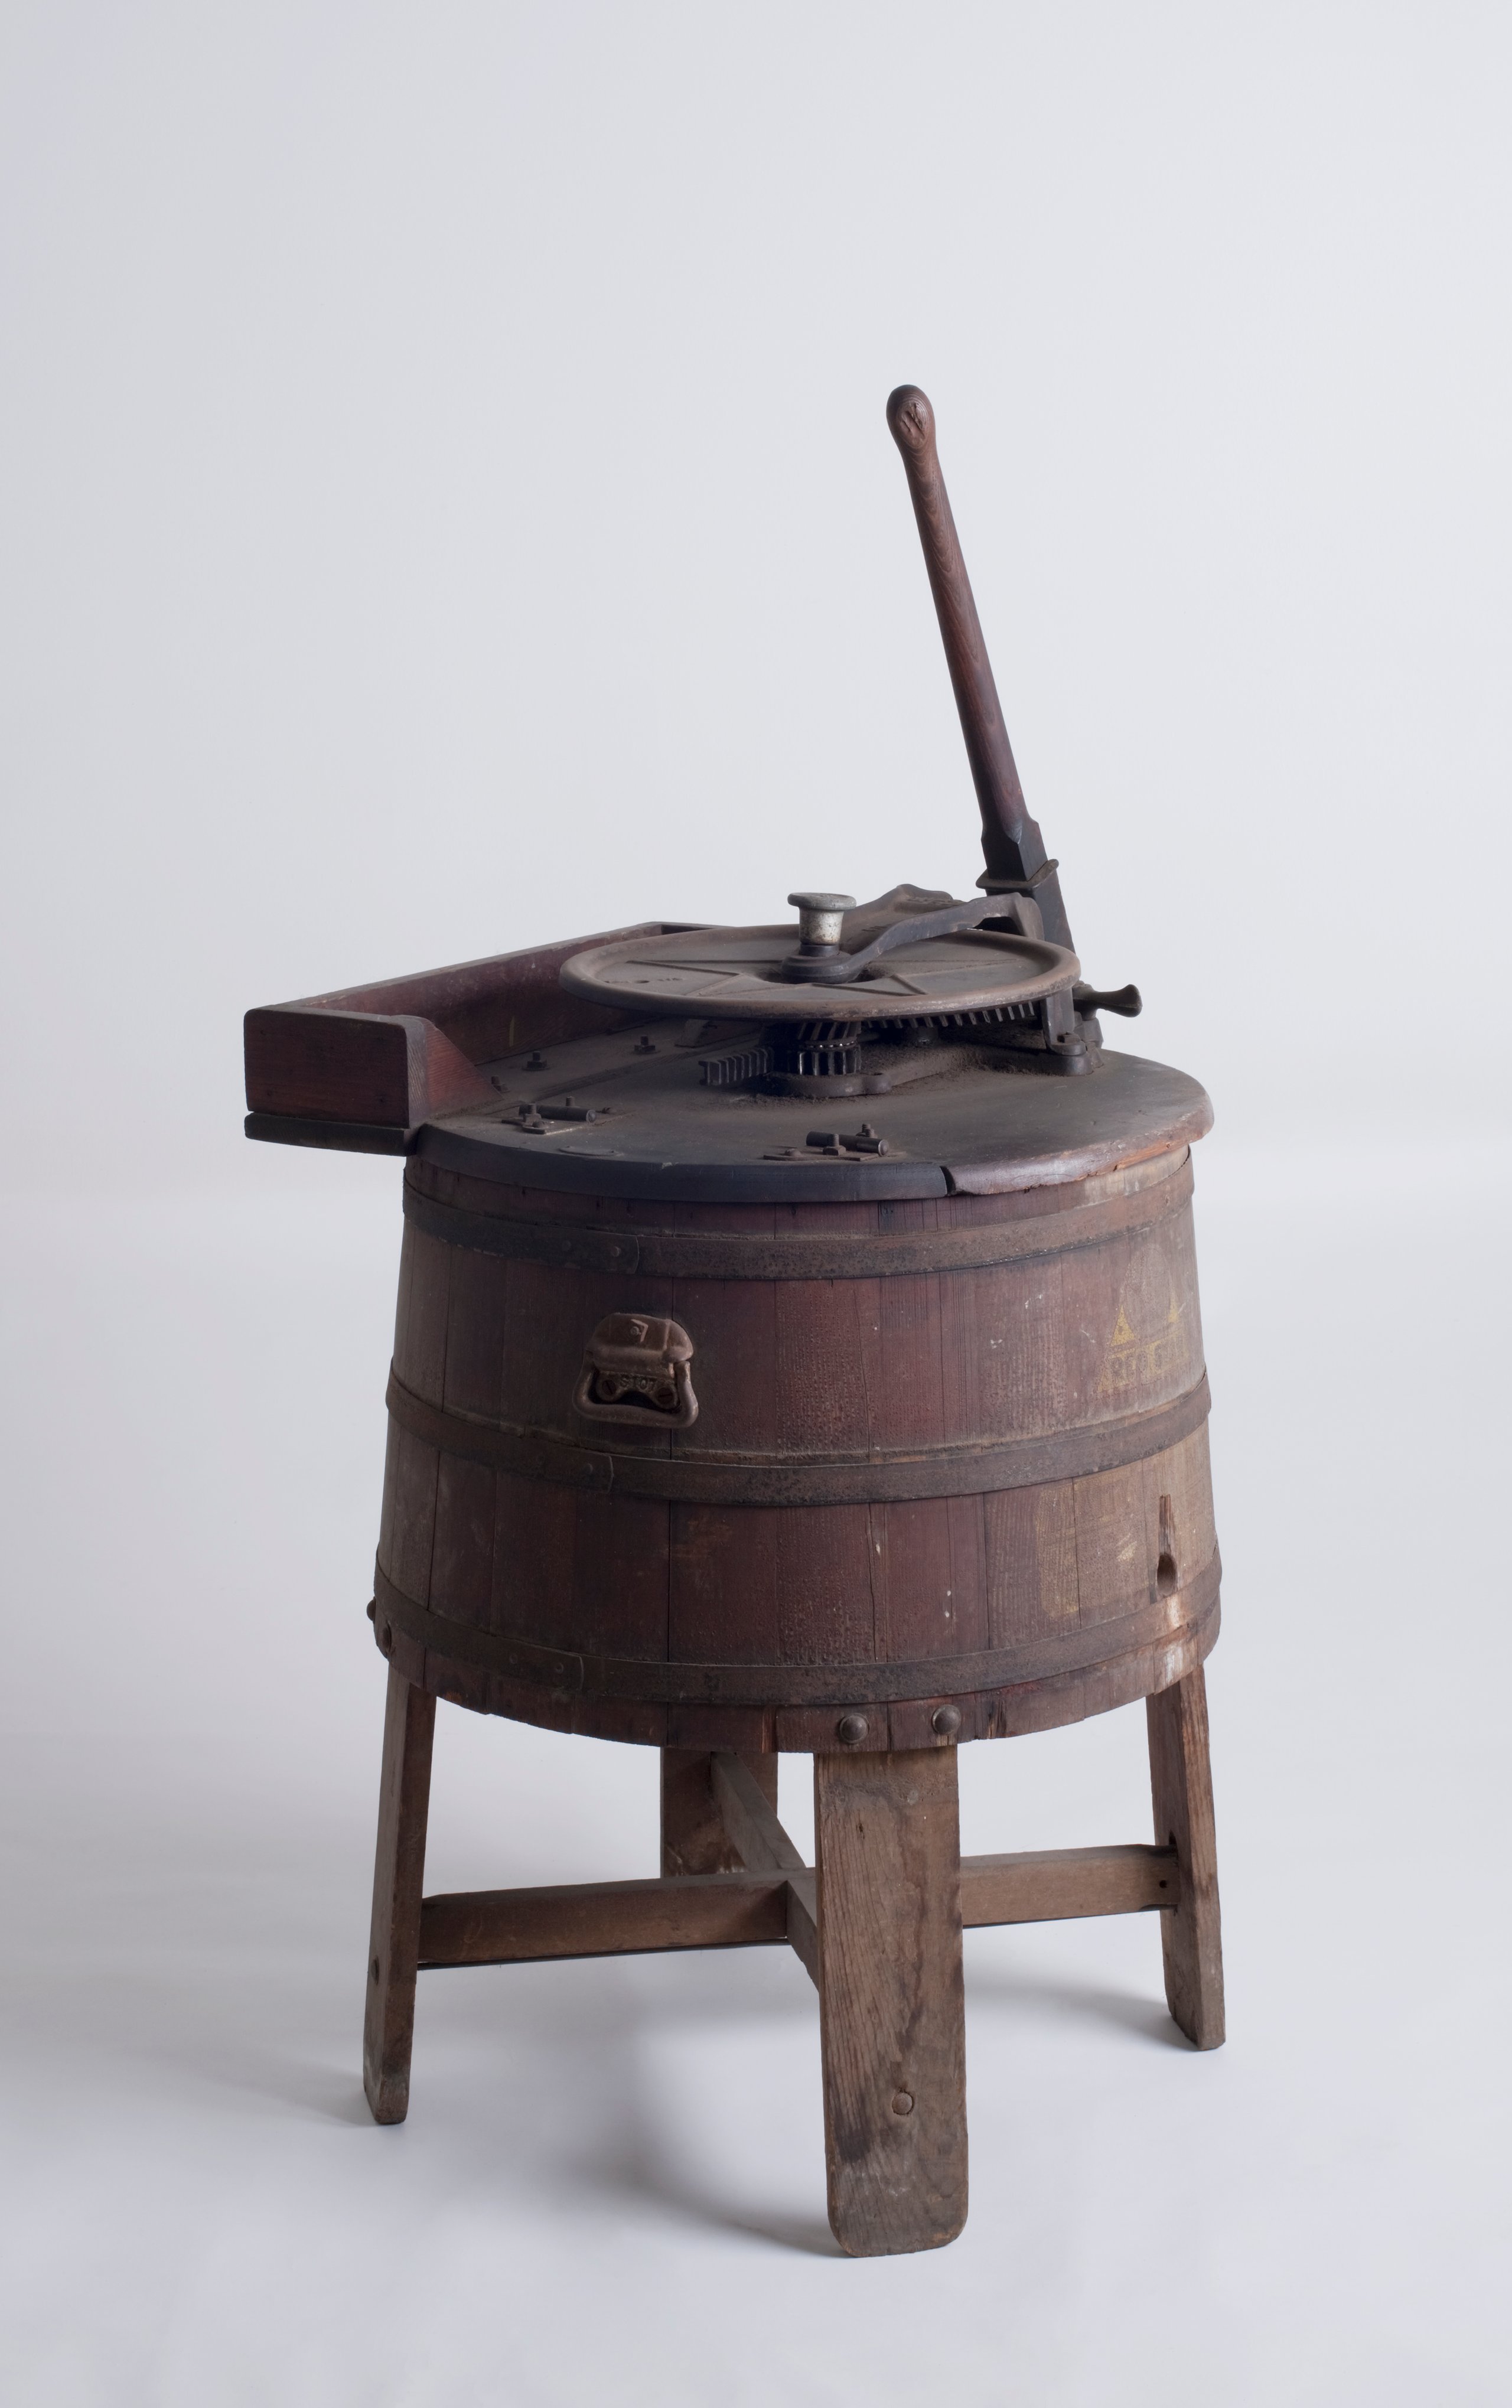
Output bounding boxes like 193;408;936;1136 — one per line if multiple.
372;1136;1218;1756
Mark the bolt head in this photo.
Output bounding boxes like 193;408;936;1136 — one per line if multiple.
891;2090;915;2117
788;892;856;950
835;1712;869;1748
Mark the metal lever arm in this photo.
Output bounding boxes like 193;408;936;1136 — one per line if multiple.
886;386;1074;954
779;891;1034;985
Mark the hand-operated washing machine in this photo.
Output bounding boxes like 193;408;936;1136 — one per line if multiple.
245;386;1224;2257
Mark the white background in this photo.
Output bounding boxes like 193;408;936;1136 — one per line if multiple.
2;6;1508;2403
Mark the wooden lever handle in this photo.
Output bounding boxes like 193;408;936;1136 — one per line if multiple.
887;386;1073;952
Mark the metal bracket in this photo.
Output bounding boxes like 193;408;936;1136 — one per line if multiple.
573;1313;699;1429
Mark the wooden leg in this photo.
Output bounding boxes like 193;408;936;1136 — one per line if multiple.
363;1664;437;2123
1146;1667;1225;2049
813;1747;967;2256
660;1747;777;1876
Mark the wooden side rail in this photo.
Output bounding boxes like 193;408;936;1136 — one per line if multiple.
965;1843;1176;1922
416;1830;1178;1976
419;1871;791;1968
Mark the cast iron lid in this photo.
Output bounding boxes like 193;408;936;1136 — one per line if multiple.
419;1040;1211;1204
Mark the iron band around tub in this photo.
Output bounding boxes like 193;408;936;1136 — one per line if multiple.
383;1366;1211;1507
370;1556;1220;1709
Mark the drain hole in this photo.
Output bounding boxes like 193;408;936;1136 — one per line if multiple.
1156;1494;1178;1596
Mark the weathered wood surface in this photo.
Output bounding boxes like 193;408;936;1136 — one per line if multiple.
400;1149;1195;1279
244;923;663;1135
662;1748;777;1876
814;1748;967;2256
363;1667;436;2124
1147;1666;1226;2047
785;1869;820;1985
411;1840;1183;1974
385;1358;1210;1503
376;1143;1220;1751
963;1842;1176;1924
419;1872;791;1966
710;1752;804;1873
708;1750;819;1982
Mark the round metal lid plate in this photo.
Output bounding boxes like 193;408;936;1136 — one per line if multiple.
559;924;1078;1022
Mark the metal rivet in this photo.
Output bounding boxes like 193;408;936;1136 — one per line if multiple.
931;1703;962;1738
836;1712;868;1747
891;2090;914;2117
379;1622;393;1655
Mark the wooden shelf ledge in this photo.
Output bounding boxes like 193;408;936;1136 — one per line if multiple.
244;921;673;1147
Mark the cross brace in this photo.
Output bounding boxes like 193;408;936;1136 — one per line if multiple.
415;1751;1178;1984
365;1671;1224;2255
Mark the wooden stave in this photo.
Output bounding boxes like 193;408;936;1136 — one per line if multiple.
374;1143;1220;1750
